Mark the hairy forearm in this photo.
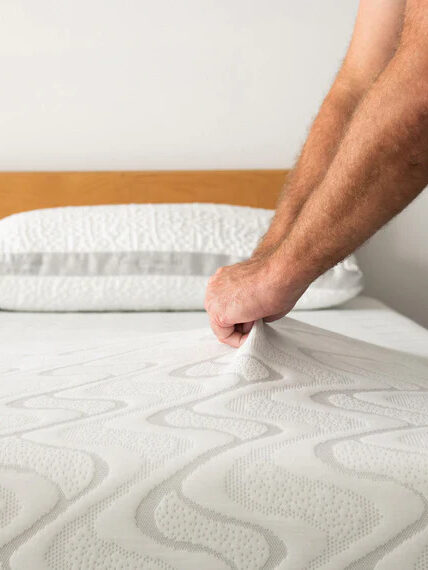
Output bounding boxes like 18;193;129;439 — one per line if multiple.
205;0;411;347
276;44;428;288
253;74;363;257
254;0;406;260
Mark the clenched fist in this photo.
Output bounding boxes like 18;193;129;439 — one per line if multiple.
204;252;307;347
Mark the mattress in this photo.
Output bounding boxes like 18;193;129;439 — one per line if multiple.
1;296;428;569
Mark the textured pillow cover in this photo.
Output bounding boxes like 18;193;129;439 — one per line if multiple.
0;204;363;311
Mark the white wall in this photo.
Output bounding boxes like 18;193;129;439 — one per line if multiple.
0;0;357;169
1;1;426;326
357;191;428;328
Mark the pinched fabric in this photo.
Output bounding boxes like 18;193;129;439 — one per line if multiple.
1;318;428;569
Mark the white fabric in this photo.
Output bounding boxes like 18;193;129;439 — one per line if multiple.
0;204;363;311
0;295;425;355
294;296;428;357
1;302;428;569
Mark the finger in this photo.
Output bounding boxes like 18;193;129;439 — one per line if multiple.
209;317;234;342
224;331;244;348
234;322;253;335
209;318;243;348
238;332;250;346
241;321;254;334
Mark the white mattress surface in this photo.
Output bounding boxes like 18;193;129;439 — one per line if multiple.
1;296;428;569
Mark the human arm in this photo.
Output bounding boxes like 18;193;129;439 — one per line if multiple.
272;0;428;287
253;0;406;257
205;0;428;347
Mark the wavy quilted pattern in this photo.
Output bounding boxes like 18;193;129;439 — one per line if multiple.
0;486;21;529
155;491;270;569
0;438;94;499
45;524;175;570
226;461;380;568
165;409;267;440
415;545;428;569
1;316;428;569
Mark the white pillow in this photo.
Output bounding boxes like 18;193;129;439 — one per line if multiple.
0;203;363;311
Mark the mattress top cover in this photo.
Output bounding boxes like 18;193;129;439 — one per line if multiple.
1;297;428;569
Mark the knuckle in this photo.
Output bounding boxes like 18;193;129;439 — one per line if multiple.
215;313;228;328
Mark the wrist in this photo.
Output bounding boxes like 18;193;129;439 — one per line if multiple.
267;241;315;294
254;247;311;314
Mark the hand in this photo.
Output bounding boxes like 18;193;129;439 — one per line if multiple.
204;252;307;347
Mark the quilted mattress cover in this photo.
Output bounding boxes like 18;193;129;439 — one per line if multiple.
1;305;428;569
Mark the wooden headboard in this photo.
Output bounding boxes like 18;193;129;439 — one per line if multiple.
0;170;288;219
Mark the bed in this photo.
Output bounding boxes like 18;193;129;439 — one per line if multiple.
1;171;427;570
